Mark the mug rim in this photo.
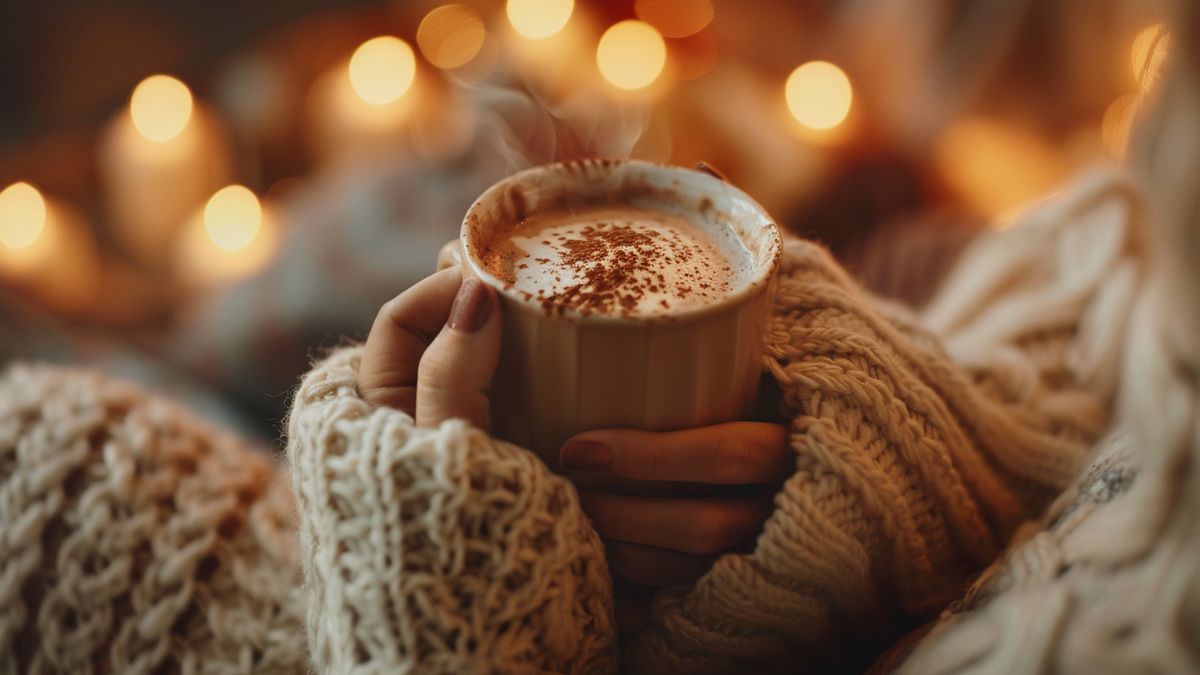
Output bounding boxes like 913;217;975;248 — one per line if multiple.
460;158;782;325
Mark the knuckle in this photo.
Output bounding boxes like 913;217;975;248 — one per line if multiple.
689;506;740;555
714;434;762;484
416;342;457;386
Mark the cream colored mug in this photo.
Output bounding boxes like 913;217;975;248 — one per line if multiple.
439;159;781;468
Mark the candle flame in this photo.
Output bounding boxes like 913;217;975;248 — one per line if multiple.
506;0;573;40
0;182;47;250
130;75;194;142
418;5;486;70
204;185;262;252
597;20;666;91
349;37;417;105
785;61;852;131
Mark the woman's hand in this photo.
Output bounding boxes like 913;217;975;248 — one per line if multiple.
560;422;792;633
358;266;502;428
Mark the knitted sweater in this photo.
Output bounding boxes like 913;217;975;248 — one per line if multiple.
0;167;1140;673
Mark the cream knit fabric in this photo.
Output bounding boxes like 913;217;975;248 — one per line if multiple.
0;160;1140;673
285;347;617;674
0;161;1151;675
0;162;1138;672
279;162;1133;673
890;12;1200;672
0;364;305;674
622;167;1137;673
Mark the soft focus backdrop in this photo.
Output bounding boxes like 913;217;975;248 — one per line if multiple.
0;0;1168;439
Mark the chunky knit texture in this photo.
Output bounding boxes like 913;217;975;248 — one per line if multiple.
889;11;1200;671
285;347;618;674
0;168;1154;674
622;166;1136;673
0;162;1138;673
0;364;304;674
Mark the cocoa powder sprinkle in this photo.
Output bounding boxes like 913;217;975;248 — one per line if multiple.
484;208;740;318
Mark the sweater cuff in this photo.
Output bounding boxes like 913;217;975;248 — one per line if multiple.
286;346;617;674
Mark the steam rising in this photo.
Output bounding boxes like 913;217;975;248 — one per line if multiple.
470;80;658;174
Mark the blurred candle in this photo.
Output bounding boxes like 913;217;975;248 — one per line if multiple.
597;20;667;91
308;36;422;165
501;0;598;97
99;75;232;272
506;0;574;40
0;182;100;311
418;5;487;70
175;184;280;288
935;118;1066;223
785;61;852;130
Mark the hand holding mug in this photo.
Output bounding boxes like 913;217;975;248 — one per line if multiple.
358;266;502;428
562;422;790;633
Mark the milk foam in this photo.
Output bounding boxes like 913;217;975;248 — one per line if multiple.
484;206;749;317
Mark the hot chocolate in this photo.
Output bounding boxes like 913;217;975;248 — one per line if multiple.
476;205;751;318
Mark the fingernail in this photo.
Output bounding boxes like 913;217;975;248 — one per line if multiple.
560;440;612;471
448;278;492;332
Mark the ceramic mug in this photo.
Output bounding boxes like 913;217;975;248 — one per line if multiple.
439;159;781;468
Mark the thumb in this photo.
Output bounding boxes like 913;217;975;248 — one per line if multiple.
416;277;502;428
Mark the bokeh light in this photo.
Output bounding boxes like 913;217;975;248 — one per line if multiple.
597;20;666;91
634;0;713;39
1102;93;1140;156
506;0;574;40
130;75;194;142
0;182;46;250
348;36;417;105
417;5;487;70
936;118;1064;222
204;185;262;252
785;61;852;131
1132;24;1167;81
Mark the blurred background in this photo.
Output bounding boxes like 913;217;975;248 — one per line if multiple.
0;0;1168;440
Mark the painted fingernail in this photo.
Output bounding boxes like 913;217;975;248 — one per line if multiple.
448;278;492;333
560;440;612;471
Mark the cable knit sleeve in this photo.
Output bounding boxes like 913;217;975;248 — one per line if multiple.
284;346;617;674
625;167;1139;673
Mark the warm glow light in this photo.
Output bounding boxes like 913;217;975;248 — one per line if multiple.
130;75;194;142
785;61;852;131
506;0;574;40
0;182;46;250
204;185;261;252
936;118;1064;221
1132;23;1168;82
1102;94;1139;156
634;0;713;38
597;20;666;91
418;5;486;69
349;37;417;105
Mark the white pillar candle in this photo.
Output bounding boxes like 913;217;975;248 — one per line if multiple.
307;36;422;167
174;184;280;289
501;0;598;97
0;182;100;312
99;74;232;272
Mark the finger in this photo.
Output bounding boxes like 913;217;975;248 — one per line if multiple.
359;267;464;413
578;491;773;555
560;422;791;484
604;539;717;588
416;277;502;428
